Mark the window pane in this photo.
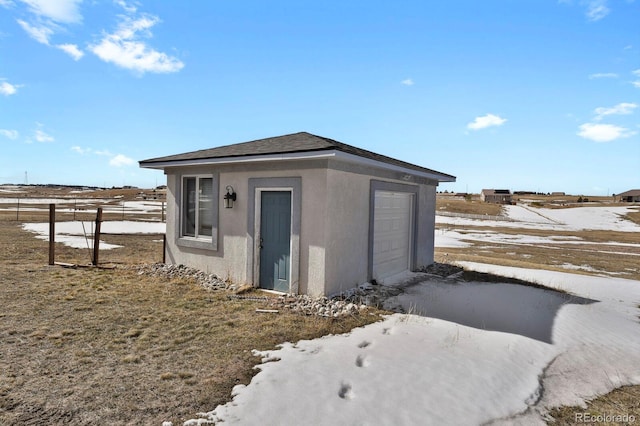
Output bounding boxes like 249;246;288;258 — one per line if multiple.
198;178;213;237
183;177;196;237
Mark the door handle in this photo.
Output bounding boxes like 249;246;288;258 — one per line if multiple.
259;237;263;249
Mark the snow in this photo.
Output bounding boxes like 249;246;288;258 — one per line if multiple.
184;204;640;426
504;205;640;232
0;198;163;215
189;267;640;426
437;205;640;233
22;221;166;250
0;197;114;204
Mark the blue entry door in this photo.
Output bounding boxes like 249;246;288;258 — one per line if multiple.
259;191;291;292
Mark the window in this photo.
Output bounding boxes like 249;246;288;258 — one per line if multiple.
182;176;214;239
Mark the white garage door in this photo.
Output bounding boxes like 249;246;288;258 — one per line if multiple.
372;191;414;281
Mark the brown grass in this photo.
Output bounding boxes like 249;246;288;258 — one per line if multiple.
1;190;637;424
436;217;640;281
626;209;640;226
436;198;504;216
546;385;640;425
0;219;381;425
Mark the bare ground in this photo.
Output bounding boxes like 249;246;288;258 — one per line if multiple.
0;219;380;425
1;193;638;424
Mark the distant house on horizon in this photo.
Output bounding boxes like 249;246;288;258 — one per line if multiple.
616;189;640;203
481;189;512;204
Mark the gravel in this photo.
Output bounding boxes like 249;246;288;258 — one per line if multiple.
129;262;465;318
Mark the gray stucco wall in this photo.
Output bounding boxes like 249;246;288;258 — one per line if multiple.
162;158;439;296
323;168;371;295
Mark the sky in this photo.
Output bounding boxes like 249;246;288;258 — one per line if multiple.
0;0;638;195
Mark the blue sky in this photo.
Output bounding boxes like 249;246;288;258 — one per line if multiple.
1;0;638;195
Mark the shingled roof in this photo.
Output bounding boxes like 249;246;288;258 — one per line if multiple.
617;189;640;197
140;132;455;181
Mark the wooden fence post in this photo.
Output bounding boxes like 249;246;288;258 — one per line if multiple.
163;234;166;264
49;204;55;265
93;207;102;266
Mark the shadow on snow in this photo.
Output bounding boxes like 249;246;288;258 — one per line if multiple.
384;279;597;344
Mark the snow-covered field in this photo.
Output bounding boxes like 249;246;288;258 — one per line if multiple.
0;198;163;215
22;221;166;250
184;205;640;426
12;197;166;250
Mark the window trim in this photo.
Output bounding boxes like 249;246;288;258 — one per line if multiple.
176;173;219;251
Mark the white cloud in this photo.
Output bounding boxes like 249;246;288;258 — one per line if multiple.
19;0;82;24
467;114;507;130
562;0;612;21
0;129;19;139
0;0;15;7
71;145;90;154
109;154;135;167
89;15;184;74
17;18;53;44
594;102;637;121
401;78;414;86
585;0;610;21
633;69;640;88
16;1;83;59
0;80;19;95
73;147;135;168
56;43;83;60
34;129;54;142
577;123;636;142
588;72;618;79
115;0;137;13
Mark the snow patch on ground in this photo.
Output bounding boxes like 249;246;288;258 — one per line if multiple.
437;205;640;233
22;221;166;250
188;265;640;425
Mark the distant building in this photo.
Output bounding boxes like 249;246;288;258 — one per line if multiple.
616;189;640;202
481;189;512;204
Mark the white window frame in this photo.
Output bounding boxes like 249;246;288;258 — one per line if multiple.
177;173;219;251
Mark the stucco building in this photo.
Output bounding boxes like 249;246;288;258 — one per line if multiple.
140;132;455;296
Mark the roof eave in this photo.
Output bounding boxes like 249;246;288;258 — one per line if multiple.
140;149;456;183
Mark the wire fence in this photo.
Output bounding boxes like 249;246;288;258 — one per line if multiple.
436;211;513;222
0;197;165;222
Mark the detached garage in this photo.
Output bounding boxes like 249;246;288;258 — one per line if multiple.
140;132;455;296
372;191;415;281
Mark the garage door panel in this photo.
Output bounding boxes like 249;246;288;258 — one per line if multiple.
372;191;413;281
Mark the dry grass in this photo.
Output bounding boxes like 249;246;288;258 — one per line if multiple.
436;198;504;216
1;190;638;424
547;385;640;425
0;219;381;425
436;213;640;282
626;209;640;226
